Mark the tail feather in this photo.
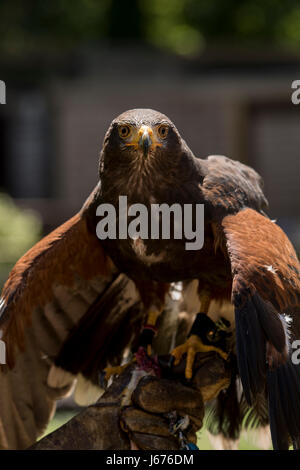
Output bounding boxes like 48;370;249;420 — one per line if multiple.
206;357;270;445
206;356;242;440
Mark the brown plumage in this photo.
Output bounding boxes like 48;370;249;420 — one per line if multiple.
1;213;111;366
0;204;148;448
0;108;299;450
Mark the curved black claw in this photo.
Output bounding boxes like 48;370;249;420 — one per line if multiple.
138;326;157;350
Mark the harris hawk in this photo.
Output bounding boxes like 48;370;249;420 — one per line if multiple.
0;108;299;450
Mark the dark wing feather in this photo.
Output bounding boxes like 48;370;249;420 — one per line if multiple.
54;273;144;383
221;208;300;449
201;155;268;219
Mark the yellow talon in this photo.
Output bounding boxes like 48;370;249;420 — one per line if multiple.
147;309;161;326
141;308;162;356
171;334;229;379
103;362;132;380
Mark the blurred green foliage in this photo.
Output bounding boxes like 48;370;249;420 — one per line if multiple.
0;193;41;289
1;0;300;58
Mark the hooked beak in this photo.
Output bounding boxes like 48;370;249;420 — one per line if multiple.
138;126;153;158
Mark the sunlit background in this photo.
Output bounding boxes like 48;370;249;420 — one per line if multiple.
0;0;299;449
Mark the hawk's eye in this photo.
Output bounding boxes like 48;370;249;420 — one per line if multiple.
118;125;131;139
158;125;169;139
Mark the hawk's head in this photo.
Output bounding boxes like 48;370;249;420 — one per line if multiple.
99;109;192;186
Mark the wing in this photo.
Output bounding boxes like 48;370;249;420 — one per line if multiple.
200;155;268;219
221;208;300;449
0;197;144;449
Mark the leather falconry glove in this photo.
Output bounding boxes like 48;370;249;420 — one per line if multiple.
31;351;230;450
